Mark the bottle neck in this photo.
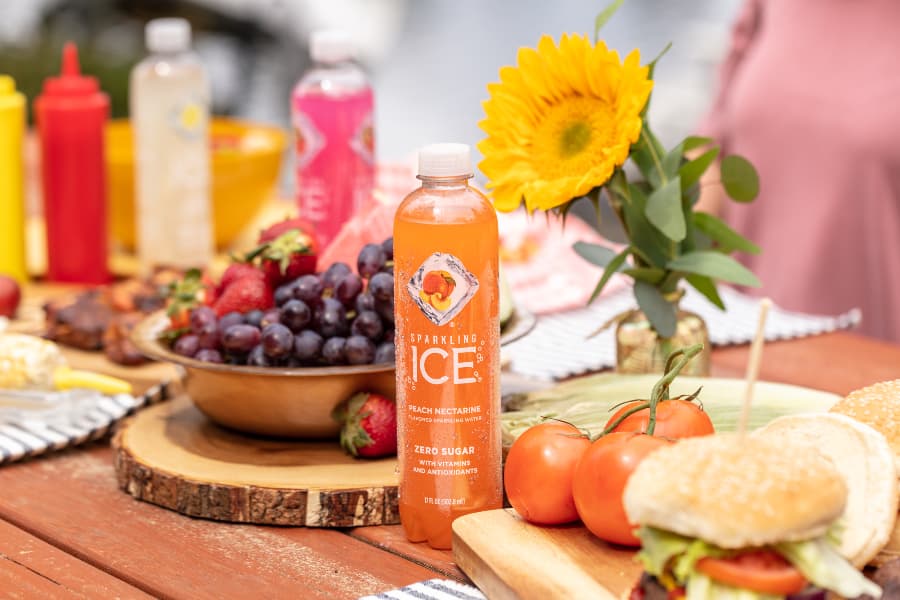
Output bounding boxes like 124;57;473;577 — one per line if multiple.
313;58;356;70
417;174;472;190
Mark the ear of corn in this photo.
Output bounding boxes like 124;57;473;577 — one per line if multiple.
0;334;132;395
0;334;65;389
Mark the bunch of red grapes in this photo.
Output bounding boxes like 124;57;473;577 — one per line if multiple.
172;239;395;367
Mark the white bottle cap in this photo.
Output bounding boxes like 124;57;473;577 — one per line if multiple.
146;18;192;54
418;143;473;178
310;30;354;63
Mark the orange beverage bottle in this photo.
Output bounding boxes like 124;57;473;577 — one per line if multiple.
393;143;502;549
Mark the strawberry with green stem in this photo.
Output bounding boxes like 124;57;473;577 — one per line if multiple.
164;269;215;332
246;217;319;286
333;392;397;458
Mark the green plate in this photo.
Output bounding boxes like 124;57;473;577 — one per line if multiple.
501;374;840;449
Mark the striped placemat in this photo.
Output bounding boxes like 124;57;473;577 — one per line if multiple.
360;579;485;600
503;285;862;381
0;382;169;465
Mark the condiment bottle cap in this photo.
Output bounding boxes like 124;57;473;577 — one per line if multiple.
146;18;192;54
418;143;473;178
42;43;99;96
0;75;14;95
310;30;354;64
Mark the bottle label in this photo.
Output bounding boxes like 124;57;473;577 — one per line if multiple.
291;88;375;247
395;222;501;547
407;252;479;326
170;98;207;139
292;110;325;169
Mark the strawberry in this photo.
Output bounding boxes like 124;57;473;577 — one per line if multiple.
248;217;319;286
212;275;273;316
165;269;215;330
333;392;397;458
218;263;266;295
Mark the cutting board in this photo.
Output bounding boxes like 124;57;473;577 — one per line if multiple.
452;508;640;600
113;395;400;527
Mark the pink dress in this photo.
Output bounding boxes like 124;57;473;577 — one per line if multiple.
702;0;900;341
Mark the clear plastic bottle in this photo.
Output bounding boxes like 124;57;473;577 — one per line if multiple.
393;143;501;550
130;18;212;271
292;30;375;248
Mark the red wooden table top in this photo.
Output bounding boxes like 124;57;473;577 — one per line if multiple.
1;331;899;598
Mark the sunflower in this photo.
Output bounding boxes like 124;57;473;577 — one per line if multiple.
478;34;653;213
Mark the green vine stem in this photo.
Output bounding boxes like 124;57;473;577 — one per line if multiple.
596;342;704;439
646;343;703;435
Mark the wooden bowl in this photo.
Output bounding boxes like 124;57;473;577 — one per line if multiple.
131;312;395;439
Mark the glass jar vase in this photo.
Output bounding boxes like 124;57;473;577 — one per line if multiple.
614;307;710;376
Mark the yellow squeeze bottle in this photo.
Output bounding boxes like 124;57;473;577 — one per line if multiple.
0;75;26;282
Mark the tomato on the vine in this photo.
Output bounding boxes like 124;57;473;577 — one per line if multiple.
606;399;714;438
504;421;591;525
572;432;671;546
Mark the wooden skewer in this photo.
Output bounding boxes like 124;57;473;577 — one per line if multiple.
738;298;772;435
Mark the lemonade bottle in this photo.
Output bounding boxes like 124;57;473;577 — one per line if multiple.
130;18;212;272
394;143;501;550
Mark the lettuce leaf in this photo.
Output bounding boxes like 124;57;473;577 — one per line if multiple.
636;526;691;575
685;573;781;600
638;526;881;599
774;537;881;598
637;527;727;583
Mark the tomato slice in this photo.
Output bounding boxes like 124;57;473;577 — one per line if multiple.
695;550;807;594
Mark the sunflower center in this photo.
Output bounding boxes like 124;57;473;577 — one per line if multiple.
533;95;617;179
560;121;592;158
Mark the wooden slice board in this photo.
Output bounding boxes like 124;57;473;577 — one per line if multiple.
452;508;640;600
113;394;400;527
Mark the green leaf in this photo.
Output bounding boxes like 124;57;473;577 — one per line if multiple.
683;136;713;151
685;274;725;310
631;127;668;188
594;0;624;41
588;247;630;304
634;281;677;338
667;250;761;287
662;142;684;180
679;147;719;190
693;212;761;255
720;155;759;202
573;241;618;267
620;184;669;268
622;267;666;285
645;176;685;242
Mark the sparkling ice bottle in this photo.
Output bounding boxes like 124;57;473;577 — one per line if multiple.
394;143;501;550
130;18;212;271
292;30;375;248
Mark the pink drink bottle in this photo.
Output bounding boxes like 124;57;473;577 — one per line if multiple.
292;30;375;248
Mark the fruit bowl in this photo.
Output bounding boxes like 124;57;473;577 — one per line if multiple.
106;118;287;251
131;312;395;438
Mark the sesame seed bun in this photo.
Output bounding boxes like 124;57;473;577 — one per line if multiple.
755;413;899;567
623;433;847;549
831;380;900;472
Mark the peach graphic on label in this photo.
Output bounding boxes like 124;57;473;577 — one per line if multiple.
408;253;479;326
419;270;456;311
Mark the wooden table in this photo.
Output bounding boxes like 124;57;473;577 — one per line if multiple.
1;331;899;598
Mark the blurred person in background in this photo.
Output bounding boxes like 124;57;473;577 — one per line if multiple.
697;0;900;342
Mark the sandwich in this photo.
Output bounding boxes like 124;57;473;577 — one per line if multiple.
831;379;900;566
756;412;898;567
623;434;881;599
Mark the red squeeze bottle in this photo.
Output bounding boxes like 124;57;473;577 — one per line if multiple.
34;42;110;284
